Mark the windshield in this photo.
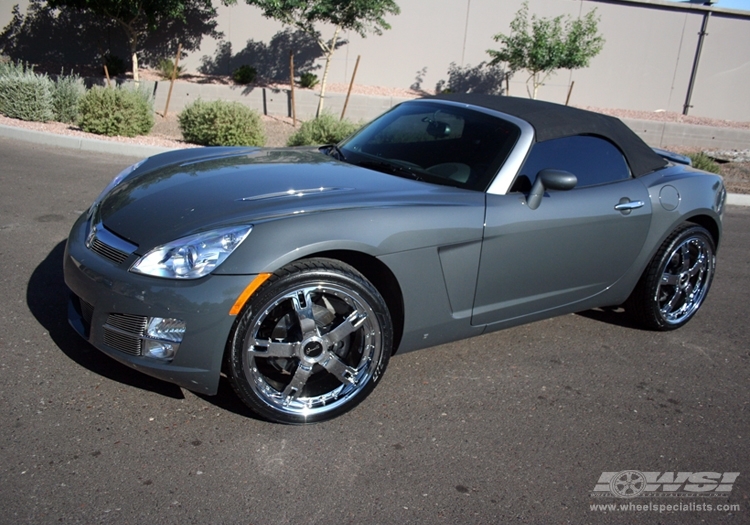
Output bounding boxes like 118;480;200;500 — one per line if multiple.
337;101;520;191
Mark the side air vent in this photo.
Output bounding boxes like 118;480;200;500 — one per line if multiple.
79;297;94;326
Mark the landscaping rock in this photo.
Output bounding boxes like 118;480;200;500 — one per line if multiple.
705;149;750;163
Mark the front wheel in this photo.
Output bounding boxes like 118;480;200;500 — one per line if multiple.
227;258;392;424
627;224;716;330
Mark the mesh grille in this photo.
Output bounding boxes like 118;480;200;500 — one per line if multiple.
104;314;148;356
103;329;142;356
90;237;129;265
106;313;148;335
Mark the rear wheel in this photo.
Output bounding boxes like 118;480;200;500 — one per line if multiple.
227;258;392;424
627;224;716;330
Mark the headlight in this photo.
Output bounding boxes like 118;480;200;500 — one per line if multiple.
130;226;252;279
88;159;147;219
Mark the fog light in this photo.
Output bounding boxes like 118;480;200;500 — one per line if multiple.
143;339;179;360
142;317;185;360
146;317;185;342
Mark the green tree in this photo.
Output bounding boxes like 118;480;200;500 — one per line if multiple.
487;2;604;99
45;0;220;82
235;0;400;117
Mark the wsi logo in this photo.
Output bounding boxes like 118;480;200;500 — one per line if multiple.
592;471;740;498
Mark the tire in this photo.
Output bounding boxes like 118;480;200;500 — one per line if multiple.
227;258;393;424
627;224;716;331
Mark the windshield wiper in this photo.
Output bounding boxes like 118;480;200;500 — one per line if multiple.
321;144;346;161
356;159;430;181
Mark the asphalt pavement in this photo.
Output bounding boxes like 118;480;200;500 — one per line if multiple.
0;136;748;524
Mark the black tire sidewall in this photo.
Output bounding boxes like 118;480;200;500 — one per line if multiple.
637;224;716;331
227;258;393;424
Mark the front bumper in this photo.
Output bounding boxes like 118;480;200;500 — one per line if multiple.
63;212;257;395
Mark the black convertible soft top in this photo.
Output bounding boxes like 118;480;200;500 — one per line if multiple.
431;94;668;178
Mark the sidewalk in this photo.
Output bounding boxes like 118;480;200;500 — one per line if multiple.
1;120;747;207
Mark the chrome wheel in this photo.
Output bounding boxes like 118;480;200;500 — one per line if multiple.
656;235;713;325
228;259;392;424
627;224;716;331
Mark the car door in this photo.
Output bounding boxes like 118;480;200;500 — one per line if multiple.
471;135;653;326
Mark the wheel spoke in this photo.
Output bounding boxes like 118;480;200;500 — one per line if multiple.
247;338;298;358
660;272;680;286
688;253;706;278
325;311;366;347
320;351;358;385
662;288;683;314
679;245;690;272
683;282;695;301
282;363;313;406
292;290;318;339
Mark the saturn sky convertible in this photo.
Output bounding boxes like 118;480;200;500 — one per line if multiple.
64;94;725;424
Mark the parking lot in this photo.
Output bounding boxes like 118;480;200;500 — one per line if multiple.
0;136;747;524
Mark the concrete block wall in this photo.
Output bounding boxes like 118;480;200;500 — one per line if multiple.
149;79;412;122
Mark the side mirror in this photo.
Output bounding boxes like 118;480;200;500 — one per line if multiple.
527;169;577;210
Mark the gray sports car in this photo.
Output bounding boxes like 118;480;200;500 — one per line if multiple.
64;94;725;424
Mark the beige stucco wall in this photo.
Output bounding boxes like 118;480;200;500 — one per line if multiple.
687;12;750;121
181;0;749;121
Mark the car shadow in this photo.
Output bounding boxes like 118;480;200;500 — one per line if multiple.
28;241;184;400
576;306;642;329
30;241;267;420
194;378;262;420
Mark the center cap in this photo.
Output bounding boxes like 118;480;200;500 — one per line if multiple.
679;272;690;288
303;340;325;358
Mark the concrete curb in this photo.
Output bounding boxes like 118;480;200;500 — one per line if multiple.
0;124;177;158
727;193;750;207
1;123;747;207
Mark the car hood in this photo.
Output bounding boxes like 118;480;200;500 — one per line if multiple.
98;147;460;250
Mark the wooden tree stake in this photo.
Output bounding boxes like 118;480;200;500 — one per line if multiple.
163;43;182;118
565;80;575;106
341;55;361;121
289;50;297;127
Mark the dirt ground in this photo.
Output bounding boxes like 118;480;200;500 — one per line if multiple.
717;162;750;194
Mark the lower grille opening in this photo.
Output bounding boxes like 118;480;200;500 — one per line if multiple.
103;329;143;356
104;313;148;356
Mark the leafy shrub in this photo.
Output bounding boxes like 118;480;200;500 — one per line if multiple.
689;152;721;174
158;58;185;80
52;71;85;124
78;85;154;137
103;54;127;77
286;113;362;147
0;58;24;77
232;65;257;85
298;72;319;89
0;61;54;122
179;99;265;146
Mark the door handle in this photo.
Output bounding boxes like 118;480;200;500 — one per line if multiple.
614;200;645;212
